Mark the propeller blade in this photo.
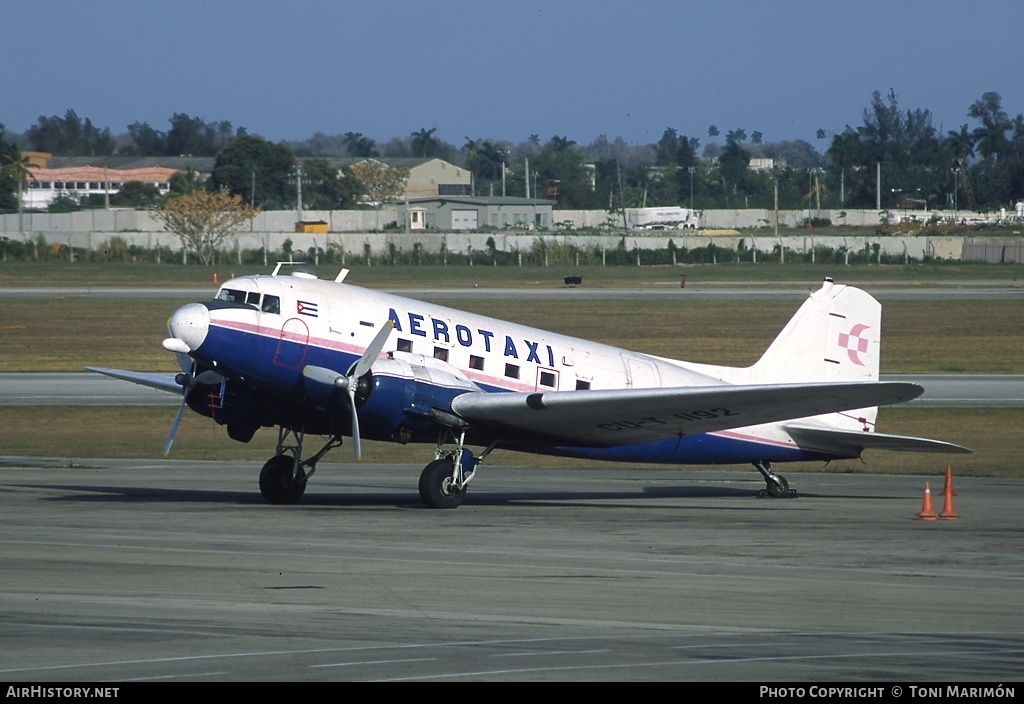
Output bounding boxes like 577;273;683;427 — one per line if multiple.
163;367;223;456
346;320;392;461
173;351;192;373
193;370;224;386
352;320;394;379
164;397;185;456
349;386;362;461
303;364;349;389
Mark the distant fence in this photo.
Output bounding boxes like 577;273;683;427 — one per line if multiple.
963;240;1024;263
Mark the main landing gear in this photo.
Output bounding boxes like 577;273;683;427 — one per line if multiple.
753;461;797;498
418;429;497;509
259;428;342;504
257;425;496;509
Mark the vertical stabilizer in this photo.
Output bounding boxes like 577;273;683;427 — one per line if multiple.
749;279;881;429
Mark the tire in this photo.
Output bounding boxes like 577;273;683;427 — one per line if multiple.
418;457;465;509
259;454;307;504
765;474;790;498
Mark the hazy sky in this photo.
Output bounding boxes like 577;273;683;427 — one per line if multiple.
4;0;1022;149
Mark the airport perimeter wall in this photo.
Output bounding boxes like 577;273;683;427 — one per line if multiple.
0;208;1017;262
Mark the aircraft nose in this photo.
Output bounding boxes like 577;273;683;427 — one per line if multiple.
165;303;210;353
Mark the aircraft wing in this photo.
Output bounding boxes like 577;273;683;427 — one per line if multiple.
451;381;923;447
85;367;182;395
784;424;972;454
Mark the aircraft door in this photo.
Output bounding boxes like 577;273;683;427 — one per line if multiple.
274;317;309;369
623;354;661;389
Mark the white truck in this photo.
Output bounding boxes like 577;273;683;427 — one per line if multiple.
623;207;700;230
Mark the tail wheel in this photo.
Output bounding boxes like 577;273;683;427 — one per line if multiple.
765;473;790;498
259;454;307;504
418;457;466;509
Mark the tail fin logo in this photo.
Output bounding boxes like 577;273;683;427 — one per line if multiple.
837;324;871;366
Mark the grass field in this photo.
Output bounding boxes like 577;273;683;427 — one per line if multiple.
2;291;1021;373
2;259;1024;288
1;261;1021;476
0;406;1012;477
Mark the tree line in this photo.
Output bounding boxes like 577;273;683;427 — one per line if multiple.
2;89;1023;214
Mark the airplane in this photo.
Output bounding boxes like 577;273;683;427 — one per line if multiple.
89;266;971;508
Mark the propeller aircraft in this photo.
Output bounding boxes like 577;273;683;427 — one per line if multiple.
90;266;970;508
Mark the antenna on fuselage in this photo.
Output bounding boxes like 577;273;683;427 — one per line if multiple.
271;260;316;277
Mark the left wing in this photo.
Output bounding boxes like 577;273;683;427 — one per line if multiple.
451;381;923;447
85;367;181;395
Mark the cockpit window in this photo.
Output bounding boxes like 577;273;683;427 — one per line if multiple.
261;294;281;314
218;288;247;303
246;291;261;306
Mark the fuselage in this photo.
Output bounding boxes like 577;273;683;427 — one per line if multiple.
169;271;846;465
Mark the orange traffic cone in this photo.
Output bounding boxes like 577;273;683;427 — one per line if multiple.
940;479;959;520
917;482;937;520
941;465;957;497
213;272;218;283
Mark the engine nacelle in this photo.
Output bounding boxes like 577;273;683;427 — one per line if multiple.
352;354;482;443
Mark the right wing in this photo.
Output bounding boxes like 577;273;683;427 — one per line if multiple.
452;381;924;448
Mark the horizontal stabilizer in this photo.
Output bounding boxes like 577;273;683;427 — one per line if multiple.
85;367;181;395
452;381;924;448
785;423;972;455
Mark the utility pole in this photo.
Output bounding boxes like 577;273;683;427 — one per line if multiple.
774;176;779;237
876;163;881;210
951;166;959;219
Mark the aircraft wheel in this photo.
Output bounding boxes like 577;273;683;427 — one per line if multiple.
765;473;790;498
259;454;307;504
419;457;465;509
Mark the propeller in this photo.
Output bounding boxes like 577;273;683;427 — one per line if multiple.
303;320;393;461
164;367;223;456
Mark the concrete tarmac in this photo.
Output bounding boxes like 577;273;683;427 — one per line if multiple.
1;458;1021;682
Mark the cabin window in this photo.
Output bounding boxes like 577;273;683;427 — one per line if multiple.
261;295;280;314
245;291;261;306
504;363;520;379
576;380;591;390
469;355;484;371
433;347;449;362
397;338;413;353
539;371;556;388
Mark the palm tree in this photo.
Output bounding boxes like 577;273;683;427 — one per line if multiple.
475;141;506;182
826;132;855;206
1;145;35;232
410;127;438;158
944;124;975;163
462;137;482;194
968;92;1011;161
546;135;576;152
343;132;378;157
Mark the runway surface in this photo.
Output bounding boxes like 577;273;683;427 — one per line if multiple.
1;459;1021;682
2;372;1022;406
0;281;1022;300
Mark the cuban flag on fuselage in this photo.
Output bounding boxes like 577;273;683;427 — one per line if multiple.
296;300;319;317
